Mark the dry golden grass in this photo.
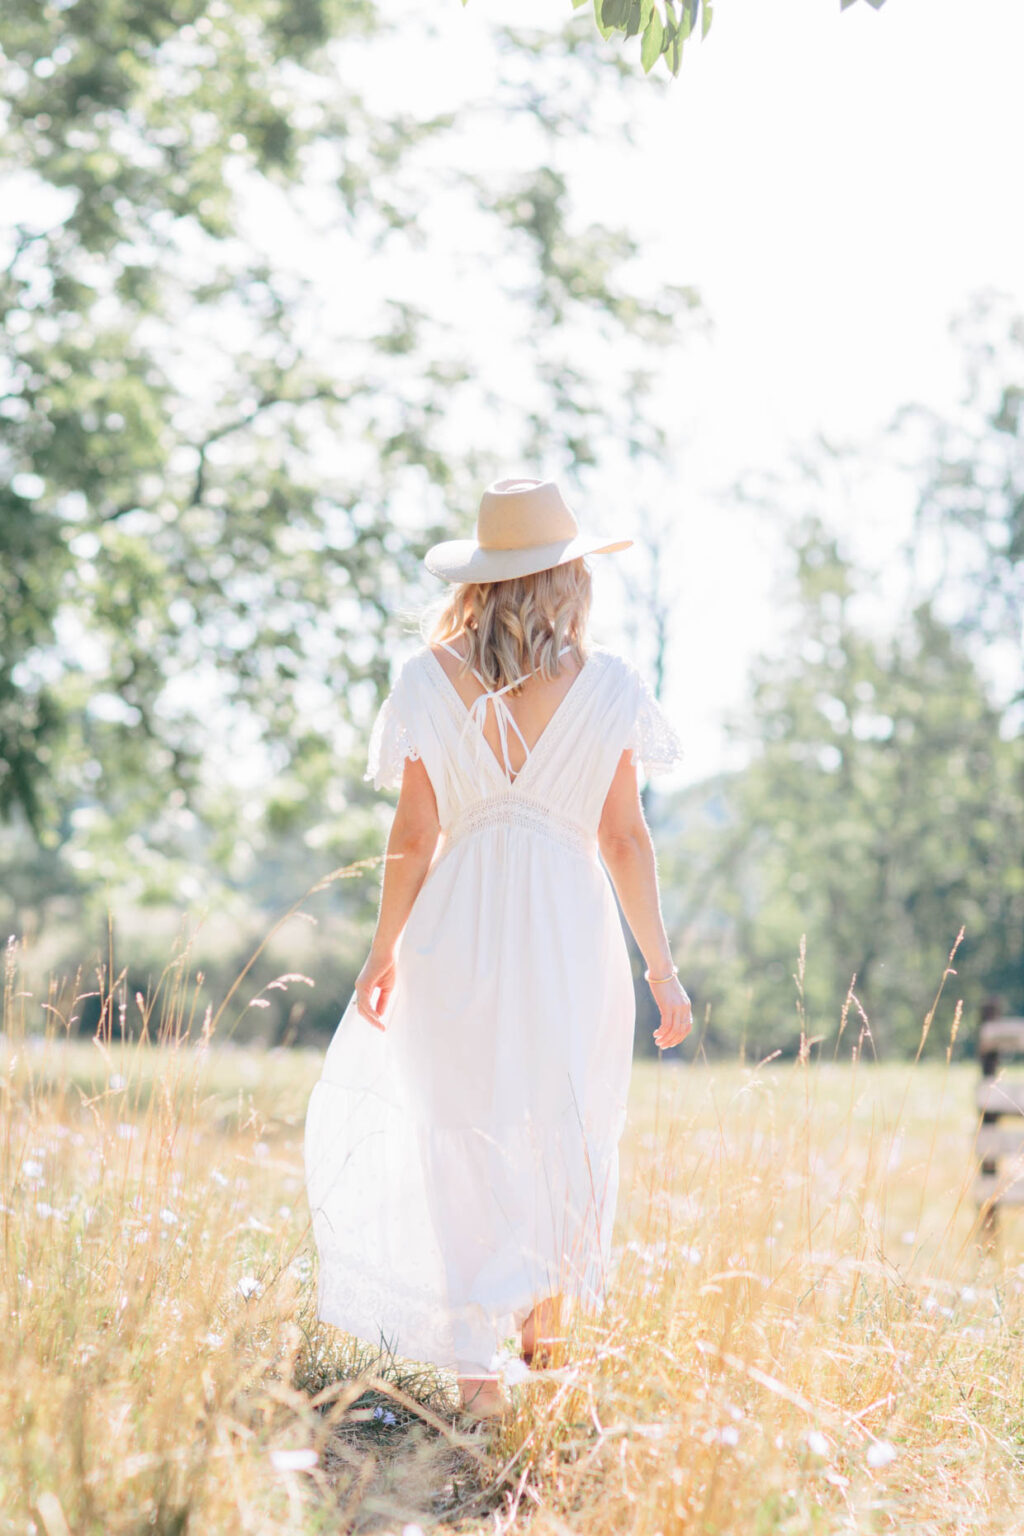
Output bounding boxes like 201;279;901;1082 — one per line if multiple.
3;925;1023;1535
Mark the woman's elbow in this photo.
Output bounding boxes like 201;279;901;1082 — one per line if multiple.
389;824;439;860
598;823;649;862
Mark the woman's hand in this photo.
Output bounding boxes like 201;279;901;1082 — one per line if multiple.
354;947;397;1031
649;973;692;1051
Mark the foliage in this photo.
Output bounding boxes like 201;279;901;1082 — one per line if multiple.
589;0;715;79
659;519;1023;1056
891;289;1024;663
522;0;890;80
0;1;702;926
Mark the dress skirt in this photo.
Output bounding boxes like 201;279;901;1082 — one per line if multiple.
303;818;636;1377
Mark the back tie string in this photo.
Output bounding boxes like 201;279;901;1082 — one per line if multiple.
439;641;574;781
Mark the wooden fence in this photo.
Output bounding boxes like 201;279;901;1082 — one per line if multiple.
975;1005;1024;1235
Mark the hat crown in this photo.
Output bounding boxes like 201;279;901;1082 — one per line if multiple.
477;478;579;552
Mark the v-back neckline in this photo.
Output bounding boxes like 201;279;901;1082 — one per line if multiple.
424;643;597;790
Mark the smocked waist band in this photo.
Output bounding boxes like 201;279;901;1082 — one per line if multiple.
441;793;596;861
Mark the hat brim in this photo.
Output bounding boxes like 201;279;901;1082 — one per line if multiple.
423;532;633;585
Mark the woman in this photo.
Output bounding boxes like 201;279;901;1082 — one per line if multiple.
304;477;691;1419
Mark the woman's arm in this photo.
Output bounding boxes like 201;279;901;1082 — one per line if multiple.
598;748;692;1050
354;755;441;1030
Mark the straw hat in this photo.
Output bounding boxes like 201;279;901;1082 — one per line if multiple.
424;478;633;584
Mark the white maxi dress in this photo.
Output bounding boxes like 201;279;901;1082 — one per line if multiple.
303;640;684;1377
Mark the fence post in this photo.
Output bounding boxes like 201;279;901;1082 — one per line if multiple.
978;997;1003;1246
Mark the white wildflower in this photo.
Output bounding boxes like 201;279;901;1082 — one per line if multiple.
490;1347;531;1387
159;1208;178;1226
237;1275;262;1300
866;1439;896;1468
806;1430;830;1457
22;1159;44;1180
210;1170;229;1187
108;1073;126;1090
269;1448;318;1472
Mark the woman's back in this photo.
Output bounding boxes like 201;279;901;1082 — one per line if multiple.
367;642;681;862
429;638;586;783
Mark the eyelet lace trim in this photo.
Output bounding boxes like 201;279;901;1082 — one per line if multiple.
443;792;595;861
627;671;684;777
364;691;421;792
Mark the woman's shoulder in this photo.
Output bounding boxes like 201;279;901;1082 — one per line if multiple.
387;642;455;705
586;644;644;689
368;645;432;714
388;641;441;677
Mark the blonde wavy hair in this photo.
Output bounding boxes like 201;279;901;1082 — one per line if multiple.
425;558;593;694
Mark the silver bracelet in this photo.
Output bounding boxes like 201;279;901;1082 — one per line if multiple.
644;964;679;984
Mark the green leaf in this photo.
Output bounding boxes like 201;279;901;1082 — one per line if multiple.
572;0;589;8
640;0;655;25
702;0;713;38
593;0;615;37
601;0;631;25
624;0;643;37
641;8;663;70
679;1;693;41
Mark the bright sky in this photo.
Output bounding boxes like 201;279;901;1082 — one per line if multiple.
612;0;1024;781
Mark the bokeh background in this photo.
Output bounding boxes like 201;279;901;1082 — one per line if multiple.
3;0;1022;1058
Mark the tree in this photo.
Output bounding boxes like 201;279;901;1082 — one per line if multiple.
661;520;1022;1056
0;2;703;926
890;290;1024;675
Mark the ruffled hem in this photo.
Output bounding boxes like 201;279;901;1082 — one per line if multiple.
304;1071;621;1375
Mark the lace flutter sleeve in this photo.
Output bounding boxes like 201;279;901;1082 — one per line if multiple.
625;670;684;777
364;681;420;793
